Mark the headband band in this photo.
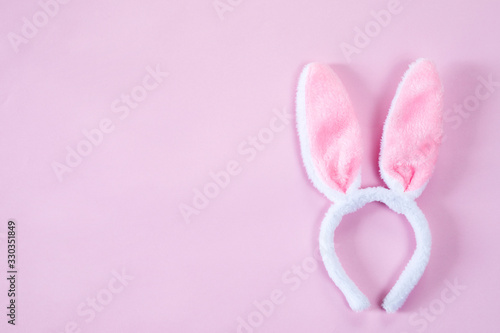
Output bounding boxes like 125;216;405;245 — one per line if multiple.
319;186;431;312
296;59;443;312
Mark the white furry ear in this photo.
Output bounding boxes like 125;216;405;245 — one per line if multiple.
296;63;362;202
379;59;444;199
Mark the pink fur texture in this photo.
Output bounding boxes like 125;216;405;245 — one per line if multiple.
304;63;362;194
380;59;444;193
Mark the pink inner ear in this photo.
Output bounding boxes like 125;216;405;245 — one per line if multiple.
381;59;443;192
305;63;361;193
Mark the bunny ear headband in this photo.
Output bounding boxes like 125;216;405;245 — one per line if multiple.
296;58;443;312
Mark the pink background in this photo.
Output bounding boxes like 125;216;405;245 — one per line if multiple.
1;0;500;332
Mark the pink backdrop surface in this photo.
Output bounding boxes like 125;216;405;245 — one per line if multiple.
1;0;499;332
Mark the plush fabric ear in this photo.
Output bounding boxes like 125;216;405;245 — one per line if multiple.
296;63;362;202
379;59;444;198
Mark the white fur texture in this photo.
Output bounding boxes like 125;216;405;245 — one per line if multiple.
319;186;431;312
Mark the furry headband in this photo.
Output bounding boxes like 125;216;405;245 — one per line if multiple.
296;58;443;312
